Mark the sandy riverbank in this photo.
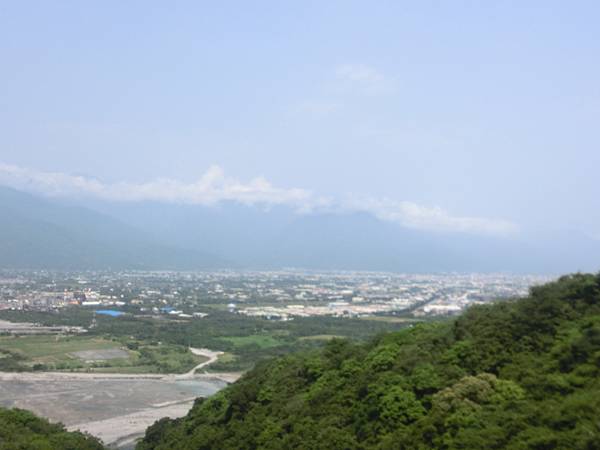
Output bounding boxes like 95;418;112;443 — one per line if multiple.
68;398;197;449
0;348;242;448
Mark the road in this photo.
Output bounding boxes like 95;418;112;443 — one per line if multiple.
174;347;224;380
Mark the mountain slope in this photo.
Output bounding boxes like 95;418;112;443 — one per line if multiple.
137;273;600;449
0;187;222;269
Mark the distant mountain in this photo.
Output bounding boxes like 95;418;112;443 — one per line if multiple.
2;186;598;272
89;199;600;274
0;186;223;269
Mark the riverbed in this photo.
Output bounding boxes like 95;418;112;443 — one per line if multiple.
0;372;235;448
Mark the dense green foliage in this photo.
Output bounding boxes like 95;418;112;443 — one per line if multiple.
0;407;103;450
137;274;600;449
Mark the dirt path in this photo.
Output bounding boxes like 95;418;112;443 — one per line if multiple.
174;347;224;379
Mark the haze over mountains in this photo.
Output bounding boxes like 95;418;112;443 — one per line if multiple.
1;185;598;273
0;186;220;270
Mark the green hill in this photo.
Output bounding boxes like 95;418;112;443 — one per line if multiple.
137;273;600;449
0;407;103;450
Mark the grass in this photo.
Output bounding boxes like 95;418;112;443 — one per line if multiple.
84;365;157;374
0;335;120;364
0;335;207;374
220;335;283;349
216;352;237;363
205;352;240;373
298;334;343;341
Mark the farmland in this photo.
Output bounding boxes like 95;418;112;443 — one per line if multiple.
0;335;207;373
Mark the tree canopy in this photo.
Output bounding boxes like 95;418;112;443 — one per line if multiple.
0;407;103;450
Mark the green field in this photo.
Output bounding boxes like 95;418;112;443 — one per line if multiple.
298;334;343;341
0;335;120;364
0;335;206;373
219;335;283;349
213;352;237;365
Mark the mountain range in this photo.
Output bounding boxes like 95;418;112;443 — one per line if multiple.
0;185;598;273
0;186;220;270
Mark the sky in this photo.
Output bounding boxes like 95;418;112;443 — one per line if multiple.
1;1;599;238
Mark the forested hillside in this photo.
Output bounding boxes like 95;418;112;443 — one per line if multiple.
0;407;103;449
137;273;600;449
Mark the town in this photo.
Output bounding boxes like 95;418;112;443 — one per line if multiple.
0;270;551;323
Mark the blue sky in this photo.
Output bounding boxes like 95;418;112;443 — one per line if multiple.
1;1;599;237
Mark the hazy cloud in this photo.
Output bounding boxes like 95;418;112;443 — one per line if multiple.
347;197;519;236
0;162;313;207
0;162;517;236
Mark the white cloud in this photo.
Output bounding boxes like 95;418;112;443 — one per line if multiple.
0;162;313;208
347;197;519;236
335;64;394;94
0;162;517;236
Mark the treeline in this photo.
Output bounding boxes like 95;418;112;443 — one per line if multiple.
93;312;413;371
0;308;411;372
137;273;600;449
0;407;103;449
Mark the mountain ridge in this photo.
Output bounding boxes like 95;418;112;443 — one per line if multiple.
1;185;599;273
83;196;600;273
0;186;224;270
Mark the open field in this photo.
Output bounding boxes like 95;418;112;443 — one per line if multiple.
0;335;208;373
0;335;118;359
71;348;130;361
298;334;343;341
219;334;283;349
